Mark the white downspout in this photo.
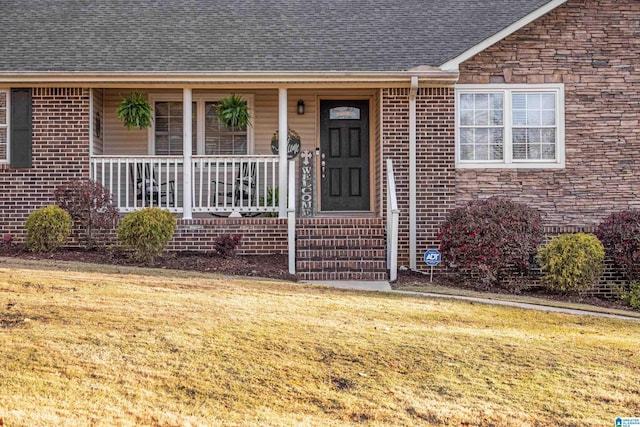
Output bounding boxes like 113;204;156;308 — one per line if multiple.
182;88;193;220
278;88;288;218
409;76;418;270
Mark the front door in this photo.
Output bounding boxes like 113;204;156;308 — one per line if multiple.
320;100;370;211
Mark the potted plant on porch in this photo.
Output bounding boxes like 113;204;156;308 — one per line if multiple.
116;91;153;130
216;94;251;129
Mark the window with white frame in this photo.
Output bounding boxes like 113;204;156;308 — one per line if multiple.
0;90;7;162
456;85;564;168
152;95;251;156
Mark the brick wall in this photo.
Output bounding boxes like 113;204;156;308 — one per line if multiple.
0;88;90;239
457;0;640;227
169;217;287;254
381;88;456;270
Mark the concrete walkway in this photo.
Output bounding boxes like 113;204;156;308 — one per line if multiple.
307;280;640;322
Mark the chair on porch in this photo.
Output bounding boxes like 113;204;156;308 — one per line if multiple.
131;162;175;207
211;161;259;217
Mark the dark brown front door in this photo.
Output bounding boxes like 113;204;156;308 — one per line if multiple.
320;100;370;211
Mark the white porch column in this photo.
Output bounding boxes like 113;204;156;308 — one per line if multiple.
409;76;418;270
278;88;288;218
183;88;193;220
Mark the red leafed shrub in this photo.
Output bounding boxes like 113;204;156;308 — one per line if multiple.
54;179;119;247
214;234;242;258
595;210;640;282
437;198;544;287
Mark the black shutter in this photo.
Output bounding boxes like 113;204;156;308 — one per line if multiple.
10;88;32;168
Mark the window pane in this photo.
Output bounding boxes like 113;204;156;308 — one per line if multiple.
490;93;503;110
460;144;474;160
0;92;5;125
512;94;526;109
490;128;504;145
542;144;556;160
542;128;556;144
474;94;488;110
490;144;503;160
460;94;474;110
475;144;488;160
460;109;474;126
460;128;474;144
513;143;526;160
458;92;504;162
541;110;556;126
474;109;488;126
204;101;248;155
542;93;556;109
527;144;540;160
490;109;503;126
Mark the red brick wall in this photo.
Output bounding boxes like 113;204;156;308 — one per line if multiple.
0;88;90;239
169;217;287;255
381;88;456;269
457;0;640;227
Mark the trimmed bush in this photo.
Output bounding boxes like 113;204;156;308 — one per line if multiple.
117;208;176;262
54;179;119;247
596;210;640;282
25;206;72;252
437;198;543;286
214;234;242;257
536;233;604;294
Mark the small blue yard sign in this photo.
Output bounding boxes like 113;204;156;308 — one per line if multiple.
424;249;441;267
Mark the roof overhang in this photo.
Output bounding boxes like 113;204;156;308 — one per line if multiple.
439;0;568;71
0;70;459;89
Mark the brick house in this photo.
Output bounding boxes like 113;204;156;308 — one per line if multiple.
0;0;637;280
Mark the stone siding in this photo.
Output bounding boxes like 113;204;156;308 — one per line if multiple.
457;0;640;227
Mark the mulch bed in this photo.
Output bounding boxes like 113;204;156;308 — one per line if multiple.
394;269;638;312
0;243;296;282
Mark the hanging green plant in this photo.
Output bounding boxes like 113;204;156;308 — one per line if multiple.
216;94;251;129
117;91;152;130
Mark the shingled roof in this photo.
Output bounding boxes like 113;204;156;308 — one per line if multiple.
0;0;559;73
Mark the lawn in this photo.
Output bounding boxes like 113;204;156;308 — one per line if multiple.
1;258;639;426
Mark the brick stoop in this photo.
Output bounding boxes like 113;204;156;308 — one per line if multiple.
295;217;388;281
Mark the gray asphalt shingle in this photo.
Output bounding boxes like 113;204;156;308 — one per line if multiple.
0;0;557;72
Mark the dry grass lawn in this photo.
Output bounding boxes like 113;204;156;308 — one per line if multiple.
1;257;639;426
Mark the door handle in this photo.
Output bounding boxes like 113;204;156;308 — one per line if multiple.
321;153;326;179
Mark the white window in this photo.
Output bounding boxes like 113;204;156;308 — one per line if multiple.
456;84;564;168
149;94;253;156
0;90;8;162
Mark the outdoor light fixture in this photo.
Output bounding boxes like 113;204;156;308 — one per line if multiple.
297;99;305;115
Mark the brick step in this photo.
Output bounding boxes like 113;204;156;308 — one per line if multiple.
294;218;388;281
297;239;386;250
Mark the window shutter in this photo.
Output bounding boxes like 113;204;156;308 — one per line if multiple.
10;88;32;168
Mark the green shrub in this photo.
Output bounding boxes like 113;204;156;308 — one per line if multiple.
25;206;72;252
437;198;543;287
117;208;176;262
536;233;604;294
621;282;640;309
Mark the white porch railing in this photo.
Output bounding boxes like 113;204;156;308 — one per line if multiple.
90;155;279;215
386;158;400;282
